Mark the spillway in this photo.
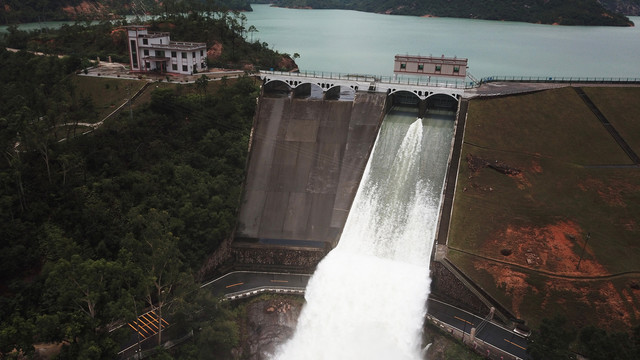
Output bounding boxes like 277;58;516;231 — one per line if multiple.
273;105;456;360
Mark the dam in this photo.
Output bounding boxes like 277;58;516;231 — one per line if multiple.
204;69;535;359
230;70;463;272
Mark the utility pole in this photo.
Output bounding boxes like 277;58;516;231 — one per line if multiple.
576;232;591;270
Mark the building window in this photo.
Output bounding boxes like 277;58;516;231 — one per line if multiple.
172;64;177;71
143;49;149;56
171;51;177;58
156;50;165;58
192;52;195;58
400;63;406;69
182;65;187;72
418;64;424;71
142;38;148;45
453;66;460;73
130;40;138;68
182;52;187;59
435;65;442;72
200;50;204;56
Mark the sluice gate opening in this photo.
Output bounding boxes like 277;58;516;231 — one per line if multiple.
263;79;357;101
389;91;460;118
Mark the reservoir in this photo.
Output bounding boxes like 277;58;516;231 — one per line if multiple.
245;4;640;78
3;5;638;79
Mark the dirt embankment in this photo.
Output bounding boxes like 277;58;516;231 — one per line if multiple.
61;1;112;19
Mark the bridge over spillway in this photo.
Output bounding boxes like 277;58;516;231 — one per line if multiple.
259;70;468;103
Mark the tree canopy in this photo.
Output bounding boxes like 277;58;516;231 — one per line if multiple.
0;38;257;357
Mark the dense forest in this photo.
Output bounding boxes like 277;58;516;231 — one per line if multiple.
270;0;635;26
0;10;274;356
0;0;253;24
3;0;637;25
600;0;640;15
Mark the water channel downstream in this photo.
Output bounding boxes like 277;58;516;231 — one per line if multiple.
273;106;455;359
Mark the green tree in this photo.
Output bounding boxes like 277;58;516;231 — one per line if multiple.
527;315;577;360
195;74;209;101
43;255;131;358
0;314;36;358
168;289;239;360
248;25;258;43
579;325;640;360
126;208;188;346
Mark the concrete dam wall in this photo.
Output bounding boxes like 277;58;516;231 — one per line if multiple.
231;91;387;271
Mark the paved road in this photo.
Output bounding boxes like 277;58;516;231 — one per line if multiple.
202;271;530;359
202;271;311;298
120;271;529;359
427;298;530;359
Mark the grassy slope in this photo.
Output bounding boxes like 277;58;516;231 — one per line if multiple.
448;87;640;329
581;87;640;156
72;76;146;120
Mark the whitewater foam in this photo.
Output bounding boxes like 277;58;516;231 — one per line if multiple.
273;109;453;360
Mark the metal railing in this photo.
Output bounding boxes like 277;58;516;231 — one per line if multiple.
479;75;640;84
259;70;474;89
224;286;306;301
259;70;640;89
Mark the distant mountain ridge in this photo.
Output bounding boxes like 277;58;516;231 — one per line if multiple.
2;0;637;25
0;0;253;24
267;0;636;26
598;0;640;15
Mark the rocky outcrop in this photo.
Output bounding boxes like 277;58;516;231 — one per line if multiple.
232;244;327;273
61;1;110;18
278;55;298;72
207;41;223;60
599;0;640;16
240;298;303;360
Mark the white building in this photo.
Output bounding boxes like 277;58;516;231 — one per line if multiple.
394;54;467;79
126;25;207;75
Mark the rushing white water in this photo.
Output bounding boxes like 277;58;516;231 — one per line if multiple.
273;106;455;360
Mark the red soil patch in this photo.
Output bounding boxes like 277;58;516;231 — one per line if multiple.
62;1;107;17
484;220;608;276
475;262;530;317
578;176;640;208
530;159;543;174
470;219;640;328
207;41;223;60
542;279;637;329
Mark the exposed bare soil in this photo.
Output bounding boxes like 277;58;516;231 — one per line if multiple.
470;219;640;328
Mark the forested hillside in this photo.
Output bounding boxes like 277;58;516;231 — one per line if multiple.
0;9;276;353
3;12;297;70
271;0;634;25
0;0;252;24
599;0;640;15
